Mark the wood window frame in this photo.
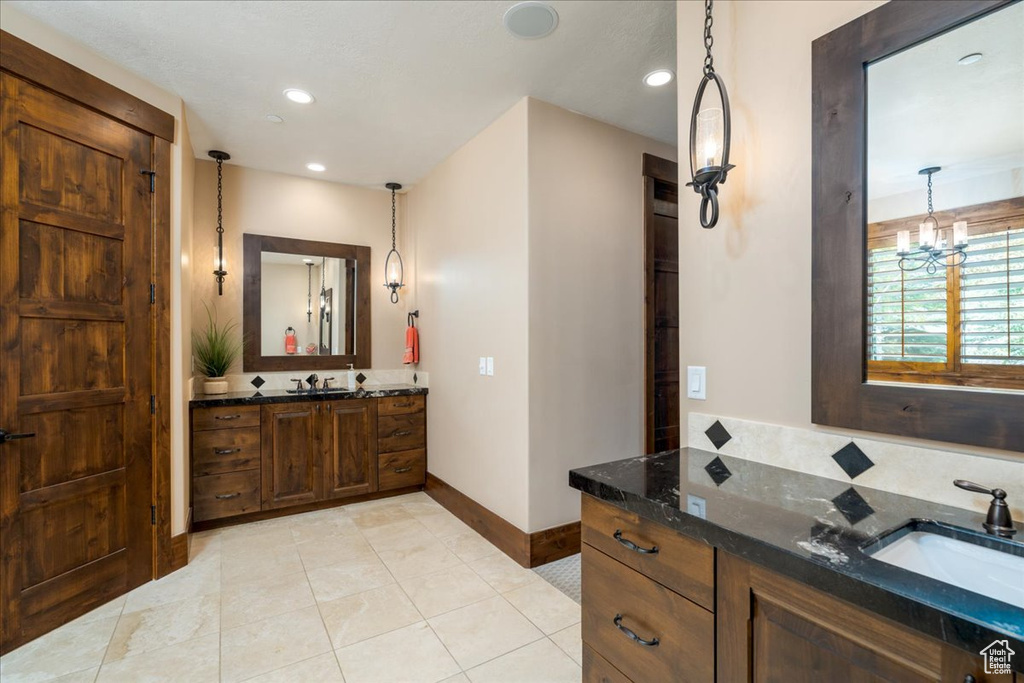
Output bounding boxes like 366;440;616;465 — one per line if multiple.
811;0;1024;452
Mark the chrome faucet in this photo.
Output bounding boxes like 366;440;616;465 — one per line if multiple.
954;480;1016;537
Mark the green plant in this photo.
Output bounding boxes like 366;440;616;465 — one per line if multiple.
192;303;242;378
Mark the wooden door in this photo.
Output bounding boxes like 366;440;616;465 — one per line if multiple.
0;75;154;651
323;399;377;499
260;402;320;509
643;155;680;453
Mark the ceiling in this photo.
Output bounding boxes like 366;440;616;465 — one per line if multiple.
867;1;1024;199
7;0;677;188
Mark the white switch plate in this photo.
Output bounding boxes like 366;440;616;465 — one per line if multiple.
479;357;487;375
686;494;707;519
687;366;706;400
486;357;494;376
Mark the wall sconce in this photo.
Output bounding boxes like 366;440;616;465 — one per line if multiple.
209;150;231;295
896;167;968;274
686;0;734;229
384;182;404;304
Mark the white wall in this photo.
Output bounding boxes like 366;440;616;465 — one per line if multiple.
526;98;676;530
259;263;319;356
869;167;1024;222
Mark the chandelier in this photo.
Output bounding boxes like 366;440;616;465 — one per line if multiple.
896;167;968;274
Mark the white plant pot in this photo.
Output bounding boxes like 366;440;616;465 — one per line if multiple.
203;377;229;395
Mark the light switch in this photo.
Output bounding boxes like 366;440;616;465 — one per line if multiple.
687;366;706;400
486;357;494;376
479;357;487;375
686;494;707;519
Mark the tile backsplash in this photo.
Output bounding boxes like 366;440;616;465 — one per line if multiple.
688;412;1023;520
192;368;428;395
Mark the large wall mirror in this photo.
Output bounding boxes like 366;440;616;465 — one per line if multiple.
243;234;371;371
812;0;1024;452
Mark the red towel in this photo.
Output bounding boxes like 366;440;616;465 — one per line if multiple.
403;325;419;364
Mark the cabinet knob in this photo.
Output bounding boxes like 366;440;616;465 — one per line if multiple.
964;676;975;683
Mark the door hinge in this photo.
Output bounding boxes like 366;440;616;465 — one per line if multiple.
151;505;156;525
140;169;156;193
150;395;156;414
150;283;156;304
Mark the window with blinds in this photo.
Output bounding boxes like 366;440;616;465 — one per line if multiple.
960;227;1024;366
867;244;947;364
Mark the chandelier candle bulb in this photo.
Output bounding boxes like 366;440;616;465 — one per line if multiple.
696;108;723;170
897;230;911;255
953;221;969;247
919;221;936;250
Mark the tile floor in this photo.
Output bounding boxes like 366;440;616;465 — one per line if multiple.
0;492;583;683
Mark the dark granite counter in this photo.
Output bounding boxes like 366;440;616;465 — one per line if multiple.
190;384;427;408
570;448;1024;669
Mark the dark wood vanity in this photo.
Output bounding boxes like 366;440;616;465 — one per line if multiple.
189;389;427;526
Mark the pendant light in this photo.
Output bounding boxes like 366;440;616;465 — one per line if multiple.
319;257;327;319
209;150;231;294
384;182;404;304
896;167;968;274
304;259;314;322
686;0;734;229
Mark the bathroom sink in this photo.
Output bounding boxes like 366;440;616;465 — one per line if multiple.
863;521;1024;608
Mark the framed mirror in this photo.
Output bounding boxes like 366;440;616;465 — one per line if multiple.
243;234;371;371
812;0;1024;452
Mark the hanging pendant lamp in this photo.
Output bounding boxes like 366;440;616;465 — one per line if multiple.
384;182;404;304
305;260;314;322
895;167;968;274
209;150;231;294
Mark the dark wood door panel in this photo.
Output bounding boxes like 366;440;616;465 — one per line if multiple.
260;403;319;509
19;220;123;305
18;404;123;491
192;427;261;476
378;449;424;491
19;318;124;396
324;399;377;499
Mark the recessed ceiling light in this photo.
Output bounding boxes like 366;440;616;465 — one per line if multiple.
306;162;326;172
265;114;284;123
644;69;675;87
283;88;315;104
503;1;558;39
302;258;314;264
957;52;983;66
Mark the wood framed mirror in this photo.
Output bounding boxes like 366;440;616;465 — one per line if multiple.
243;234;371;372
811;0;1023;452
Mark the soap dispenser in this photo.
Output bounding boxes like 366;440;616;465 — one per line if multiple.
347;364;357;391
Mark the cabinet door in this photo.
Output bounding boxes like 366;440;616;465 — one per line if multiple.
261;403;320;509
323;399;377;499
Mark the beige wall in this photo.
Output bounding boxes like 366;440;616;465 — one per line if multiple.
526;98;676;530
675;0;1022;498
192;162;409;372
408;99;532;529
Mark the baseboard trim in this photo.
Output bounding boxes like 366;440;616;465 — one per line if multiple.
424;473;580;568
165;530;188;577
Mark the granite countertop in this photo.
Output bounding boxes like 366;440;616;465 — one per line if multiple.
570;448;1024;668
190;384;427;407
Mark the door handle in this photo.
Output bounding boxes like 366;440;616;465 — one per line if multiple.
214;448;241;455
0;429;36;444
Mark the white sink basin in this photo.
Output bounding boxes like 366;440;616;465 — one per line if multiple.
868;531;1024;608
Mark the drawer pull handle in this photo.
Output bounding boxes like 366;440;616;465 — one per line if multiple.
613;530;658;555
613;615;659;647
393;402;415;408
215;492;242;500
214;415;241;421
392;430;412;437
393;466;413;473
214;448;241;455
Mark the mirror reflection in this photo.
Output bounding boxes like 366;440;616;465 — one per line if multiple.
866;2;1024;390
259;252;356;357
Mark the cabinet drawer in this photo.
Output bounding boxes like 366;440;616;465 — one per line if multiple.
379;449;426;490
378;413;425;453
192;405;260;431
192;427;260;475
378;394;425;416
193;470;261;521
581;495;714;610
582;545;713;683
583;644;633;683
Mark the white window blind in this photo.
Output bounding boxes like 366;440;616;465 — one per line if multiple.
960;226;1024;365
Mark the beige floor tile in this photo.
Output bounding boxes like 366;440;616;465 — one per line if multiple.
220;605;331;683
245;652;345;683
220;525;295;555
360;518;434;553
221;570;315;629
306;556;395;603
289;508;360;544
105;593;219;663
378;540;463;580
503;580;581;634
296;533;377;571
465;638;581;683
399;564;497;618
349;504;415;530
335;621;460;683
318;583;423;649
416;511;473;539
69;594;126;627
549;622;582;666
441;530;500;563
399;499;446;518
221;543;304;586
46;667;100;683
468;553;541;593
439;675;471;683
428;596;544;670
0;615;117;683
96;632;219;683
122;549;220;613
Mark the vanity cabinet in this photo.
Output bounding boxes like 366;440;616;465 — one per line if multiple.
190;393;426;525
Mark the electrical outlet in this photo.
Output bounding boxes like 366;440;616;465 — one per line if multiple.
686;494;707;519
486;357;494;376
479;357;487;375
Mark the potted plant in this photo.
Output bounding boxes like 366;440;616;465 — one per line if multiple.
193;303;242;395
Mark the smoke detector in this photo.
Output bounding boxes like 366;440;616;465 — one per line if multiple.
504;2;559;40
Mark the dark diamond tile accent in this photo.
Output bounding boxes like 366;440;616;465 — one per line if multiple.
704;420;732;450
704;456;732;486
832;487;875;525
831;442;874;479
413;373;418;384
355;372;367;385
251;391;263;398
250;375;265;389
306;373;318;385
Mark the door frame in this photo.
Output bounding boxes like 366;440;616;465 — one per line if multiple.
0;30;177;634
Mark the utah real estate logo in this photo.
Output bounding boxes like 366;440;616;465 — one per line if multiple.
980;639;1015;675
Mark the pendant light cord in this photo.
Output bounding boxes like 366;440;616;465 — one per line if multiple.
703;0;715;75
